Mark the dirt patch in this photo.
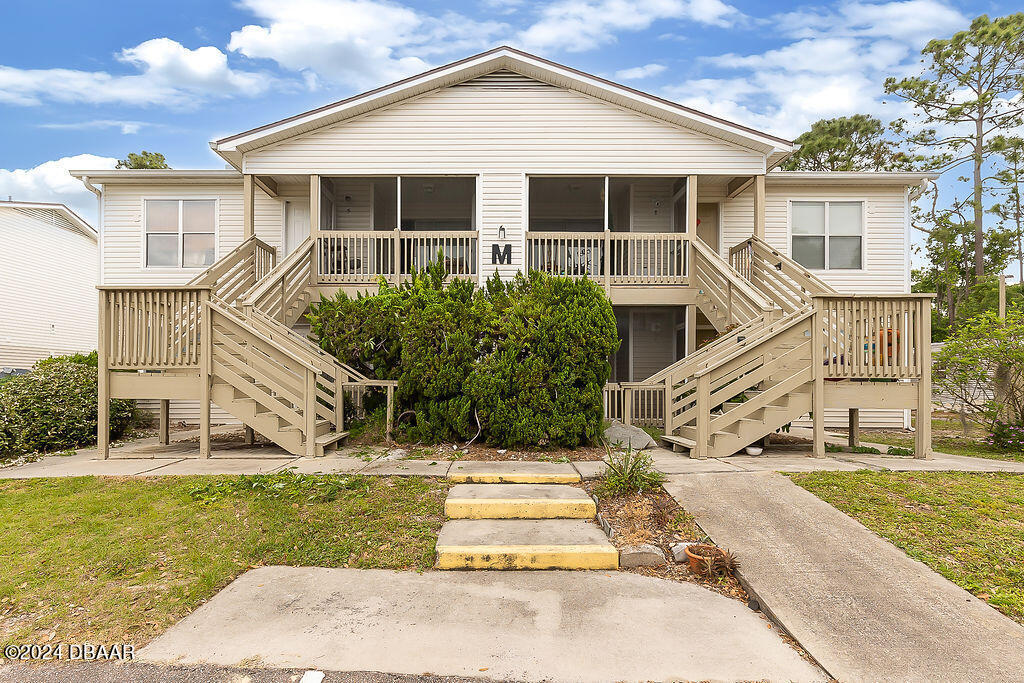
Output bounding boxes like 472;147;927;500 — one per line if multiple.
583;482;747;602
401;442;608;462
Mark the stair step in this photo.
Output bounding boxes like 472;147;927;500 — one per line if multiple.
314;430;349;456
447;461;580;484
661;434;696;449
445;484;596;519
435;519;617;570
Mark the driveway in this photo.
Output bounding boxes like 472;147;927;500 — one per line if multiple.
139;567;824;683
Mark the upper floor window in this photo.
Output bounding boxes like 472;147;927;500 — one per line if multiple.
145;199;216;268
791;201;863;270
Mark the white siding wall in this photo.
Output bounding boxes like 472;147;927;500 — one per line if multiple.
102;182;286;422
0;208;97;370
722;183;912;427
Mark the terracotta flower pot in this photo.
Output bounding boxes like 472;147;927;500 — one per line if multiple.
683;543;721;575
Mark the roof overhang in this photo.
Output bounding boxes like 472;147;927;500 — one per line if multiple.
0;199;96;239
69;169;242;186
211;46;794;170
766;171;939;189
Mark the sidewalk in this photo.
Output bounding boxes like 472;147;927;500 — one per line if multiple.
664;471;1024;683
4;430;1023;479
138;566;824;682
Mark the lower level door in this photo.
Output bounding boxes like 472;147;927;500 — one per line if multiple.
283;199;310;257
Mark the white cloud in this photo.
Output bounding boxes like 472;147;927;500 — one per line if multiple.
0;154;118;224
0;38;276;107
615;63;668;80
228;0;507;89
37;120;151;135
517;0;739;53
663;0;968;139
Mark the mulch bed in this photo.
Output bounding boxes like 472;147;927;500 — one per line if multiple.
582;482;747;602
404;442;608;462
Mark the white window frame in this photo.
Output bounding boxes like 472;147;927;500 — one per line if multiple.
787;199;866;272
141;197;219;270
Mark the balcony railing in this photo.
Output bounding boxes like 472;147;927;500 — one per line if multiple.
317;230;478;284
525;231;688;284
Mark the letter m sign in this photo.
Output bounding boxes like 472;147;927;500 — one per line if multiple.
491;243;512;265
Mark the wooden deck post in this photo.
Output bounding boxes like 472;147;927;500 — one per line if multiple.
386;384;395;439
97;291;110;460
695;373;710;459
243;174;255;240
159;400;170;446
916;298;932;459
753;175;766;239
623;386;633;426
305;368;317;457
686;175;697;287
811;301;825;458
243;426;254;446
848;408;860;447
199;289;212;459
309;174;321;284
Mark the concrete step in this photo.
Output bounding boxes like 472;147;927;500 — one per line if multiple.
445;484;596;519
447;461;580;484
435;519;617;570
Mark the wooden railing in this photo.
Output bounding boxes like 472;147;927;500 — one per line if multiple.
243;238;315;323
815;294;932;379
317;230;478;283
729;235;835;311
188;236;275;304
603;383;665;428
99;286;208;369
691;238;774;325
526;231;689;284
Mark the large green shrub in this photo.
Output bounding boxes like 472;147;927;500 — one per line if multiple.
467;273;617;447
308;264;617;447
0;360;135;456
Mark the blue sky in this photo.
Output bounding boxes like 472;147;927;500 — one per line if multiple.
0;0;1015;228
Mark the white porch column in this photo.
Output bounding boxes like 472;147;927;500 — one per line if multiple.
243;174;255;239
753;174;766;239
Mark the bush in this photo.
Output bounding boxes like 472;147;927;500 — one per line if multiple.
308;263;618;447
597;447;666;497
988;421;1024;452
0;360;135;457
934;311;1024;429
33;350;98;369
467;273;617;447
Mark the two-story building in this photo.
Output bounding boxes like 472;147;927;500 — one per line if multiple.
74;47;936;460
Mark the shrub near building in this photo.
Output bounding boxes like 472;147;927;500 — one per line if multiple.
308;265;618;447
0;357;135;457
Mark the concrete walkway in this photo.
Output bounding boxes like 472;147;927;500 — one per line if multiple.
139;566;824;682
665;471;1024;683
5;431;1024;479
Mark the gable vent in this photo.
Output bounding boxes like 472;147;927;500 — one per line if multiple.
455;70;553;91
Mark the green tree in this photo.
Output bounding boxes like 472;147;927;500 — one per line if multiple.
989;136;1024;283
115;151;170;169
782;115;914;171
886;13;1024;281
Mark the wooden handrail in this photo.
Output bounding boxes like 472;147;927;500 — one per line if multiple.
732;234;836;297
241;237;314;308
693;309;815;379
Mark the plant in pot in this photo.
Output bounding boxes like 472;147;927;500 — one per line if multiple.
684;544;740;578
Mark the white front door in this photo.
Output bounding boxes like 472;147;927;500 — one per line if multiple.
284;200;310;257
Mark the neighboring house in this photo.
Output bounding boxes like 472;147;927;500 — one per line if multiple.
73;47;936;459
0;200;97;372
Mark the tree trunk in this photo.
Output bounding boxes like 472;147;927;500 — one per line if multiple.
973;117;985;280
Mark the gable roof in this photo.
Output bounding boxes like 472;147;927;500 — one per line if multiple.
211;46;794;169
0;200;96;240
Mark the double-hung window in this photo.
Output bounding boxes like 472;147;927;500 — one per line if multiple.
791;201;863;270
145;199;216;268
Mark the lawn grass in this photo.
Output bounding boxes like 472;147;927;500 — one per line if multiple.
0;474;446;647
855;415;1024;462
790;471;1024;625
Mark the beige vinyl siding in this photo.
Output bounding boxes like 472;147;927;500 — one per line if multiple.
482;173;523;280
244;74;766;176
102;183;286;423
722;183;911;427
0;208;97;370
629;179;673;232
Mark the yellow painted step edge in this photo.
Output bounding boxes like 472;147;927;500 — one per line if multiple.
447;473;581;484
435;544;619;570
445;498;596;519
